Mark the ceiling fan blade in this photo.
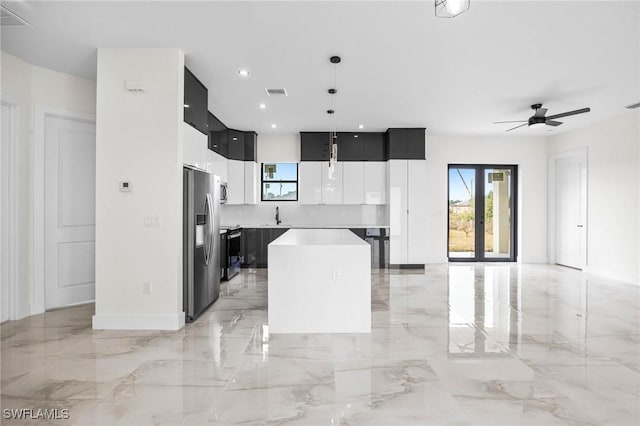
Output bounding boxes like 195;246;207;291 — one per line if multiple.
533;108;548;118
505;123;528;132
493;120;527;124
546;107;591;120
545;120;563;127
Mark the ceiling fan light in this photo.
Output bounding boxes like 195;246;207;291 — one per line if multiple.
435;0;470;18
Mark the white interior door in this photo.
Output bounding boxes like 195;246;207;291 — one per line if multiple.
1;104;11;321
555;154;587;269
44;115;96;309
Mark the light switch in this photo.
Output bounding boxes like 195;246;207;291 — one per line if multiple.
144;216;161;228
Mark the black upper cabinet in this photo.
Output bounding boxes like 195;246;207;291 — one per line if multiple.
386;128;425;160
336;133;363;161
407;128;426;159
210;130;228;157
301;131;388;161
208;112;226;132
227;129;245;160
300;132;330;161
183;67;208;135
208;112;227;155
244;132;258;162
361;133;385;161
386;129;407;159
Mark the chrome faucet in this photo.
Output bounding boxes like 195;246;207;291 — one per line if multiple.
275;206;281;225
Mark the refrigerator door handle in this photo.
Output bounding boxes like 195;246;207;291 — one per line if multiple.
204;193;214;265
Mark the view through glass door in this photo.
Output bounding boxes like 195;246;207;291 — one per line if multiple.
448;165;517;262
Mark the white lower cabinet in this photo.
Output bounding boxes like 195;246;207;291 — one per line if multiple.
388;159;426;265
227;160;245;204
342;163;364;205
299;162;322;204
321;162;343;204
364;162;386;205
244;161;258;205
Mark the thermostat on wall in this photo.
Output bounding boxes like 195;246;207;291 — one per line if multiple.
119;181;132;192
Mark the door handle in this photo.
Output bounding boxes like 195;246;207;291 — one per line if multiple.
577;225;584;228
205;193;214;265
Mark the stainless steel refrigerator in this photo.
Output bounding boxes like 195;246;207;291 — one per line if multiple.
183;167;220;322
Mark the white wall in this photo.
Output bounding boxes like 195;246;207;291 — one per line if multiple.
93;49;185;330
1;51;96;319
548;112;640;285
424;134;548;264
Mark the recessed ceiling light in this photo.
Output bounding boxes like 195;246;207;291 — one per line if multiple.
259;103;266;109
271;124;277;129
238;69;250;77
358;124;364;129
354;135;359;138
183;104;190;108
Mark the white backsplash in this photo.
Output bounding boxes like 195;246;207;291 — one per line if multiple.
221;204;388;227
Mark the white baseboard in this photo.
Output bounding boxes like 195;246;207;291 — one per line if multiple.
519;256;549;264
583;266;639;286
92;312;185;331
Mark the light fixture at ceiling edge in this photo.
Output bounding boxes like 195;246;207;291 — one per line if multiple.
435;0;470;18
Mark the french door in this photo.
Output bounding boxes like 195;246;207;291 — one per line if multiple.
448;165;517;262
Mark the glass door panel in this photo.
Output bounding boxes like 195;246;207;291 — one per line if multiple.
448;165;517;262
448;167;476;259
483;169;512;259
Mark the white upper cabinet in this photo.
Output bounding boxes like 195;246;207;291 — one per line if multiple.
321;162;343;204
183;122;207;171
364;162;387;205
244;162;258;205
299;162;322;205
300;161;388;205
206;149;228;183
342;162;365;205
227;159;245;204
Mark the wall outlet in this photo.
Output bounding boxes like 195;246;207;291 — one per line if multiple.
119;181;132;192
332;267;342;280
143;282;152;294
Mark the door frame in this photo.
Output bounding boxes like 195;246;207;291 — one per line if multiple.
1;100;18;321
1;96;31;320
547;148;588;268
33;105;96;314
447;164;518;262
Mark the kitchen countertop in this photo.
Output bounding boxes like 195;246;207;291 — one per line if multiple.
222;224;390;229
270;228;370;246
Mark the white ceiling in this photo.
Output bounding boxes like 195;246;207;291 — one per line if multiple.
2;1;639;135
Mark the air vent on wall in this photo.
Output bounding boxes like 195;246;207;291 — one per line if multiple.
265;88;288;97
625;101;640;110
1;5;32;27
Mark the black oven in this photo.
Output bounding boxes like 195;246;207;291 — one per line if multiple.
221;227;242;280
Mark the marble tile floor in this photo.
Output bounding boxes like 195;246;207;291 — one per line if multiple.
1;264;639;425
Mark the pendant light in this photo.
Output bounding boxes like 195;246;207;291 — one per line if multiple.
327;56;341;180
435;0;470;18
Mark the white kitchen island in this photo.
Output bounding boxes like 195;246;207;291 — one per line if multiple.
268;229;371;334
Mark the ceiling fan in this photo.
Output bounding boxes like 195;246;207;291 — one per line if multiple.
494;103;591;132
